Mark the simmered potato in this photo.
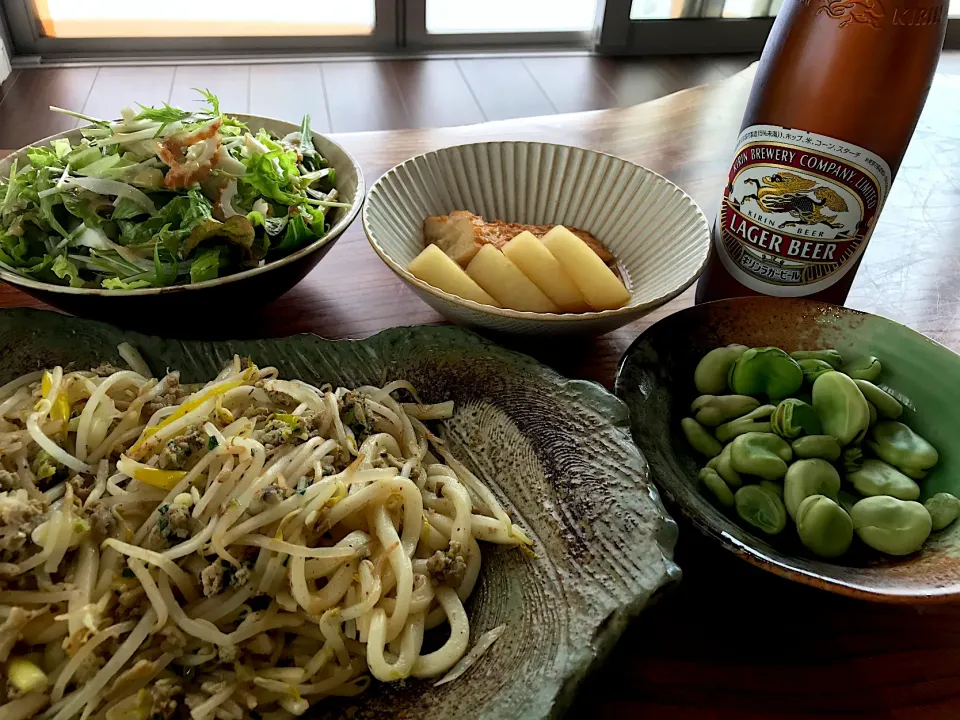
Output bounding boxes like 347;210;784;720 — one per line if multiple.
541;226;630;310
465;245;559;313
408;244;501;306
502;231;589;312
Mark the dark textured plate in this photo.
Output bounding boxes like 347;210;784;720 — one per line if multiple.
614;296;960;603
0;308;679;719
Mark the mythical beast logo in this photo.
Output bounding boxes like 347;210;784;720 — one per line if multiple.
818;0;885;28
740;171;849;231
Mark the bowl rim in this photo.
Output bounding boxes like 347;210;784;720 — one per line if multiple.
613;295;960;603
361;140;710;323
0;113;366;297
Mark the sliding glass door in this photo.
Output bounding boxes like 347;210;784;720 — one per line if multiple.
2;0;956;60
3;0;397;56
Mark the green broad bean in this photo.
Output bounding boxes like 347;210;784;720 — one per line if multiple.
695;344;749;395
843;355;882;382
795;495;853;559
791;435;842;461
771;398;822;440
735;484;787;535
924;493;960;531
798;359;835;384
714;443;743;488
850;496;931;556
842;446;864;473
783;458;841;520
728;347;804;401
681;418;722;458
866;401;878;427
848;458;920;501
812;371;870;446
715;404;775;443
700;467;735;508
868;421;939;477
790;349;845;370
691;394;761;427
759;480;784;499
730;432;793;480
853;379;903;419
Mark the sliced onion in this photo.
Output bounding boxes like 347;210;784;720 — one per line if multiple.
58;176;156;214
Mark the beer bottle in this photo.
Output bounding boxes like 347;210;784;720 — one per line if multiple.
696;0;948;305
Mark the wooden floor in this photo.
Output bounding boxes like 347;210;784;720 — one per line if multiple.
1;51;958;150
0;54;760;148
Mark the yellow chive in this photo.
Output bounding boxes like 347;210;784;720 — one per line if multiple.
41;371;52;397
132;467;187;490
52;392;71;424
130;379;244;452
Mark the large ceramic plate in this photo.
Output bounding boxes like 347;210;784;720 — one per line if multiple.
0;309;679;719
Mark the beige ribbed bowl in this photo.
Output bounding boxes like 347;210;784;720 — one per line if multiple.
363;141;710;335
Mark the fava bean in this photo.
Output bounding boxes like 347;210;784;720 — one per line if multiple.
715;404;775;443
837;489;860;516
759;480;784;499
730;432;793;480
842;446;864;473
797;358;835;384
771;398;822;440
796;495;853;559
700;467;735;508
735;484;787;535
848;459;920;501
925;493;960;531
843;355;882;382
853;379;903;420
695;345;749;395
850;496;932;556
790;349;844;370
791;435;842;462
868;421;938;478
691;394;761;427
812;371;870;446
783;458;841;520
714;443;743;488
681;418;722;459
728;347;804;402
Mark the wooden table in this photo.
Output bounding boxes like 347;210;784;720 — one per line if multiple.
3;67;960;718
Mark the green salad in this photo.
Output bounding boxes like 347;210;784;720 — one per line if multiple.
0;90;348;290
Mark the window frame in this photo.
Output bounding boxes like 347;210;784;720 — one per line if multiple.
2;0;399;58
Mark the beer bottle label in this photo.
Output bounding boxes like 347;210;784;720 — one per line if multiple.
715;124;892;296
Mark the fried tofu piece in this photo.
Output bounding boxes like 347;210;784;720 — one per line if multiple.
423;211;613;267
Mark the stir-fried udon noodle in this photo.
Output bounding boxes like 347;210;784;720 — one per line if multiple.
0;349;531;720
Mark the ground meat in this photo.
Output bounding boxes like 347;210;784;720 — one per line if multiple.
266;390;297;409
0;491;46;564
157;430;206;471
149;677;182;720
426;541;467;589
147;504;192;550
115;585;146;621
90;363;122;377
217;644;239;663
68;474;95;503
200;563;225;598
201;561;250;597
85;501;117;543
142;376;186;418
0;469;21;492
259;485;283;506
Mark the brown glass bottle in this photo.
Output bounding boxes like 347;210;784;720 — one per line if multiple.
696;0;948;305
